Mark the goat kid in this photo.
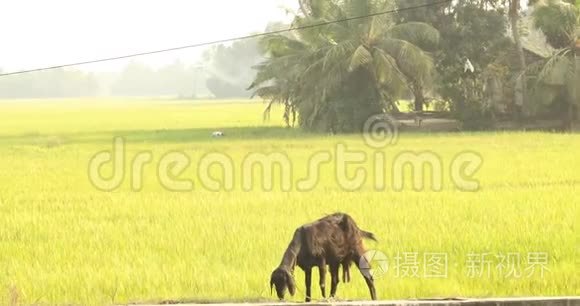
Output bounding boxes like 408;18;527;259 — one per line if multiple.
270;213;377;302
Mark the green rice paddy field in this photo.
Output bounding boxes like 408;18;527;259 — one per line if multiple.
0;99;577;305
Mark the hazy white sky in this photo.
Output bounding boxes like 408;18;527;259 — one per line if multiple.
0;0;297;73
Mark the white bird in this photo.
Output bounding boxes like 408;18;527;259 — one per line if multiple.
464;58;475;73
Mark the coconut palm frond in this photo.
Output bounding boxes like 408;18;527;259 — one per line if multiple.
348;45;373;72
532;0;578;49
368;13;393;41
535;50;572;86
371;47;408;91
381;38;434;84
343;0;372;29
387;22;441;51
322;40;357;71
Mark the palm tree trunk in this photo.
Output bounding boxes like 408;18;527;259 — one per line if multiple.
412;82;425;112
574;40;580;130
509;0;528;119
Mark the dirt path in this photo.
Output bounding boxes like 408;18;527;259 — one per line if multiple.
138;297;579;306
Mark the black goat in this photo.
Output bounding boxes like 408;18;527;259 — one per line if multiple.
270;213;377;302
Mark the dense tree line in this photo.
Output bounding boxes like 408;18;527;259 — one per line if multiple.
0;68;100;98
0;38;265;99
250;0;580;131
0;0;577;132
202;39;264;99
111;60;202;97
0;63;205;99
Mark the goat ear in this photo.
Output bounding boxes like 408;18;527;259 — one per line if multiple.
286;270;296;296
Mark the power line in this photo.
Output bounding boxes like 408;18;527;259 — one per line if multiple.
0;0;452;77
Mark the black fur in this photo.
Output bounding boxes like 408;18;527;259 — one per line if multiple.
270;213;377;302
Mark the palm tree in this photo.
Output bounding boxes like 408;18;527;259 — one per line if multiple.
530;0;579;129
509;0;528;118
249;0;439;132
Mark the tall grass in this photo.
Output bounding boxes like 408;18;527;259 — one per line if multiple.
0;99;577;305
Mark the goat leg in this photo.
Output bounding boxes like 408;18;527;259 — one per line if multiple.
318;260;327;299
354;253;377;300
342;260;351;283
329;263;340;298
304;267;312;302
